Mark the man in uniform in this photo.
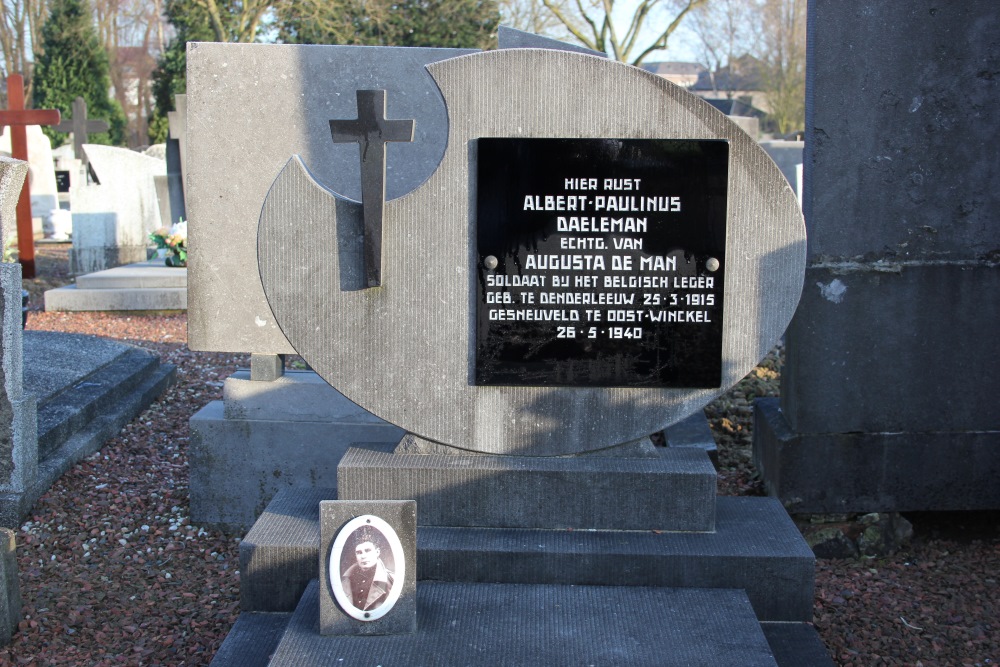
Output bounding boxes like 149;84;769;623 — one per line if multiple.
341;528;395;611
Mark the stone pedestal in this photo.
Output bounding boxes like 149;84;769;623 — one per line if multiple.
45;260;187;312
189;370;404;532
752;1;1000;513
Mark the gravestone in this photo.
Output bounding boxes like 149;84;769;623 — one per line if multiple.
69;144;165;274
0;125;60;238
753;0;1000;513
196;40;831;665
165;94;187;224
54;97;109;171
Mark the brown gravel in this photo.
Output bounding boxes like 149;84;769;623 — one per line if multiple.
1;245;997;666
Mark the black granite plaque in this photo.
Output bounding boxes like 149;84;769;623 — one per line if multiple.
55;170;70;193
475;138;728;388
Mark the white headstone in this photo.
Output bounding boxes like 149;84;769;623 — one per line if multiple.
0;126;59;236
69;145;166;273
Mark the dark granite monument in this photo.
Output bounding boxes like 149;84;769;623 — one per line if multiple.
195;32;831;666
753;0;1000;514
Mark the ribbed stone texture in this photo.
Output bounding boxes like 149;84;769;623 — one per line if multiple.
239;488;814;622
337;445;717;531
269;580;778;667
256;48;805;455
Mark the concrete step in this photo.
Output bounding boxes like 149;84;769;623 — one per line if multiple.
74;260;188;289
338;445;717;531
270;580;780;667
240;488;814;622
1;332;175;526
45;260;187;311
211;597;835;667
44;285;187;312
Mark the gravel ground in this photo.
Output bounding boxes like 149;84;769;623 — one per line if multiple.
1;245;997;666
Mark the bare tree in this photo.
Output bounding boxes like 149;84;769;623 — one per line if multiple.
538;0;707;65
757;0;804;134
687;0;758;96
189;0;271;43
0;0;47;101
498;0;571;39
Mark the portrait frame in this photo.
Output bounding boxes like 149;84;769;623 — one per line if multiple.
328;514;406;622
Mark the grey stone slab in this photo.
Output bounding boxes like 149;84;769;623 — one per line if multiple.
337;445;716;531
0;352;174;527
186;43;476;354
249;354;284;382
759;140;803;198
497;25;607;57
44;285;187;312
223;370;398;425
239;489;813;622
240;487;338;613
780;265;999;434
26;336;163;459
74;261;187;289
68;244;148;276
318;501;417;635
269;580;778;666
22;331;127;403
762;623;835;667
754;397;1000;513
0;260;35;495
806;1;1000;259
189;402;401;532
417;496;815;623
664;410;717;465
209;611;290;667
257;48;805;455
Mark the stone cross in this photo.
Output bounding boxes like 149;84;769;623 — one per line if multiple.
329;90;414;288
0;74;60;279
55;97;109;166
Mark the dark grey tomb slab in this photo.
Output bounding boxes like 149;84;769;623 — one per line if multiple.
268;580;778;667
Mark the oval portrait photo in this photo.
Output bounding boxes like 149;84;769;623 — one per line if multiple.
328;514;406;621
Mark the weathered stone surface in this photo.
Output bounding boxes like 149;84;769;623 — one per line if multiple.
337;445;717;531
270;580;779;667
754;0;1000;512
257;48;805;454
186;43;476;354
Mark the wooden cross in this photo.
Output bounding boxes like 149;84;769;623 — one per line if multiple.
0;74;61;278
56;97;109;165
329;90;414;288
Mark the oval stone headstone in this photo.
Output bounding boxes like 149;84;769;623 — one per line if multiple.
258;49;805;456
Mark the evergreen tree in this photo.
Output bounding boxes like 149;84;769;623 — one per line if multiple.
32;0;127;147
277;0;500;49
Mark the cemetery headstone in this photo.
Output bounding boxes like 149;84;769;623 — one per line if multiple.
753;0;1000;513
0;75;60;278
69;144;165;274
0;125;60;239
54;97;109;170
194;42;830;665
0;156;36;509
165;94;187;223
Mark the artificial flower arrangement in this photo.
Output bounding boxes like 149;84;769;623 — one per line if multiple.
150;219;188;267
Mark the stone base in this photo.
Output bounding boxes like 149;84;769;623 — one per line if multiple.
753;398;1000;513
69;245;147;275
270;580;781;667
45;260;187;312
0;333;175;527
338;443;717;531
240;488;815;622
189;371;404;533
